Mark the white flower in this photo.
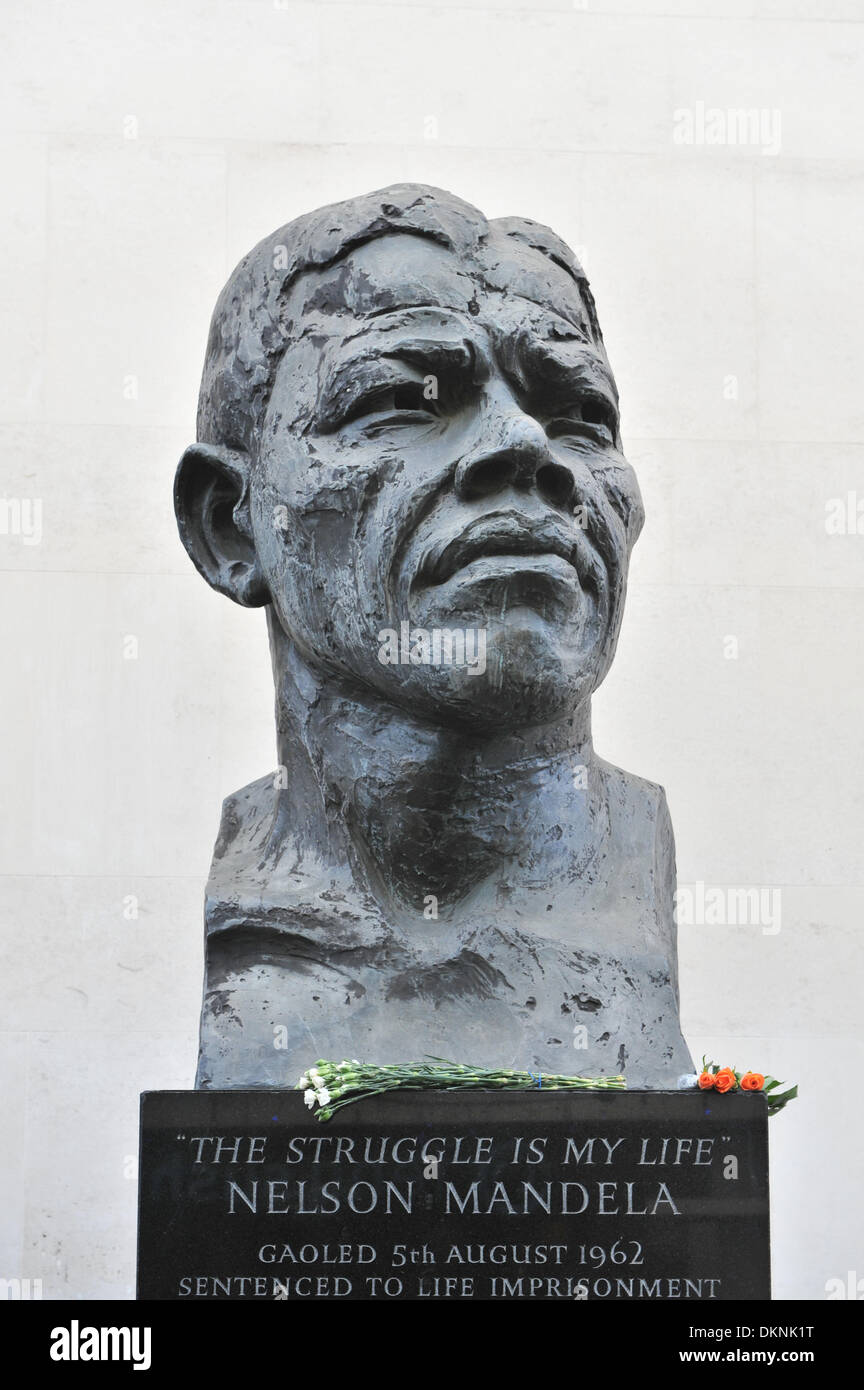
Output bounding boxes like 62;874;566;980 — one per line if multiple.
298;1074;309;1089
677;1073;699;1090
317;1087;332;1106
308;1067;321;1082
304;1088;317;1109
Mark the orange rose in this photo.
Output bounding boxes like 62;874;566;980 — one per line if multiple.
697;1071;715;1090
740;1072;765;1091
714;1067;737;1093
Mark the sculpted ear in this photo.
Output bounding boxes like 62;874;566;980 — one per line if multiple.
174;443;269;607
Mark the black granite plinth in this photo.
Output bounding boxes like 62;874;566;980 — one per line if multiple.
137;1089;770;1301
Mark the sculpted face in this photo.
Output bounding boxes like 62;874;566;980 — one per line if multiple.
250;231;644;730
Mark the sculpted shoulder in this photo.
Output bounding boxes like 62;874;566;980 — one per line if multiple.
592;754;673;843
205;773;389;954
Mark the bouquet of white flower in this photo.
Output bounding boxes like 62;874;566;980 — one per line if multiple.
296;1058;625;1122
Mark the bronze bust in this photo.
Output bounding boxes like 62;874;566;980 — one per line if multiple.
175;184;693;1089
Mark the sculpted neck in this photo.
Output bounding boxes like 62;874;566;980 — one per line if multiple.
267;621;595;912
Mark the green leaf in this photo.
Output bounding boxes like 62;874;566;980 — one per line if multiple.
767;1085;798;1114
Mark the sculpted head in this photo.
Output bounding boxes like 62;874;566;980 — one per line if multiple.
176;184;644;733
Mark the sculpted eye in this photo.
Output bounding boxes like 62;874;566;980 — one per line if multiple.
343;381;438;426
548;396;617;445
580;398;617;439
392;382;436;412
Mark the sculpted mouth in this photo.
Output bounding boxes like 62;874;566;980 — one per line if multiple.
420;516;581;587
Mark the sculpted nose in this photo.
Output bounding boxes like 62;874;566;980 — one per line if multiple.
454;413;576;510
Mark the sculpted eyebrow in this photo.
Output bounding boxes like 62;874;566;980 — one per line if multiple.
316;338;477;429
518;337;618;403
333;337;475;378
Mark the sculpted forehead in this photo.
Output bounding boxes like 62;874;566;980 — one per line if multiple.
282;235;477;328
280;231;594;341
